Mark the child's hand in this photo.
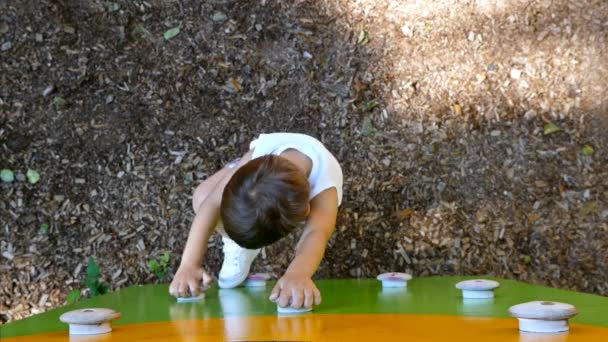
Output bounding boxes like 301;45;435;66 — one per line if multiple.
169;264;212;297
269;272;321;309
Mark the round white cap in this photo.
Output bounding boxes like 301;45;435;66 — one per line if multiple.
176;294;205;303
247;273;271;281
244;273;271;287
509;301;577;321
376;272;412;282
455;279;500;291
60;308;121;325
277;305;313;314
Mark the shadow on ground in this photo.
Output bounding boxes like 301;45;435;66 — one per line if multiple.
0;0;606;322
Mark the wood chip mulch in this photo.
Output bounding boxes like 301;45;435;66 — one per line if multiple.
1;0;607;323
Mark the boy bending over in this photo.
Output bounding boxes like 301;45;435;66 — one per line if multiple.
169;133;343;309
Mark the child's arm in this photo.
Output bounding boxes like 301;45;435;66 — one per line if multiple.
170;198;220;296
269;188;339;308
169;152;253;297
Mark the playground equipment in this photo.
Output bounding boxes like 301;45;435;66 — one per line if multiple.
455;279;500;299
2;276;607;341
59;308;121;335
376;272;412;288
243;273;272;288
509;300;579;333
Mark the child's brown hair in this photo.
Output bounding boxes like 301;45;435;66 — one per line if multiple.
220;155;310;249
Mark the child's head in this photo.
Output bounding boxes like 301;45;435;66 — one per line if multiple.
221;155;310;249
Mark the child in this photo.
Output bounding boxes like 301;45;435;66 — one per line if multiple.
169;132;343;309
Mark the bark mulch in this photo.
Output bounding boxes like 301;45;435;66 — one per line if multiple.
1;0;607;323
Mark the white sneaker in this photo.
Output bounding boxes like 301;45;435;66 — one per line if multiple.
218;235;260;288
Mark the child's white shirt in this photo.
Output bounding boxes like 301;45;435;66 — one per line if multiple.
249;133;343;206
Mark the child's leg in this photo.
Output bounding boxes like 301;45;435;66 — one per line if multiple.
218;231;261;288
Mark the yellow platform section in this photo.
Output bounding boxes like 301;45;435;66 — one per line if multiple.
5;314;608;342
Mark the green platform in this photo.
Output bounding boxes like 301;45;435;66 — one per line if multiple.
2;276;607;338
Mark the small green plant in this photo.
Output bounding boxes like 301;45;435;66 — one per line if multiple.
85;256;108;296
66;289;81;304
148;251;170;280
40;223;49;234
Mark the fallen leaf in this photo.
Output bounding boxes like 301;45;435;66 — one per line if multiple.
579;201;598;216
452;103;462;115
26;169;40;184
360;117;373;137
163;26;180;40
366;100;377;111
543;121;561;135
582;144;594;156
1;169;14;183
357;30;369;45
212;11;228;23
53;96;67;107
527;212;539;224
396;208;414;219
229;77;242;92
132;24;152;38
183;172;193;184
106;2;120;12
424;22;433;33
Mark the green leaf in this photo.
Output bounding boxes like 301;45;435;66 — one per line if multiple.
163;26;180;40
86;256;100;280
26;169;40;184
366;100;377;111
106;2;120;12
212;11;228;23
1;169;14;183
98;282;108;295
543;121;561;135
357;30;369;45
40;223;49;234
160;251;170;265
424;22;433;33
88;280;108;297
582;144;594;156
89;281;99;296
53;96;67;107
523;255;532;265
147;259;158;271
66;289;81;304
84;257;108;297
148;252;170;280
132;24;152;37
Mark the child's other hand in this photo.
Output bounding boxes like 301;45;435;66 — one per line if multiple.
269;272;321;309
169;264;212;297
